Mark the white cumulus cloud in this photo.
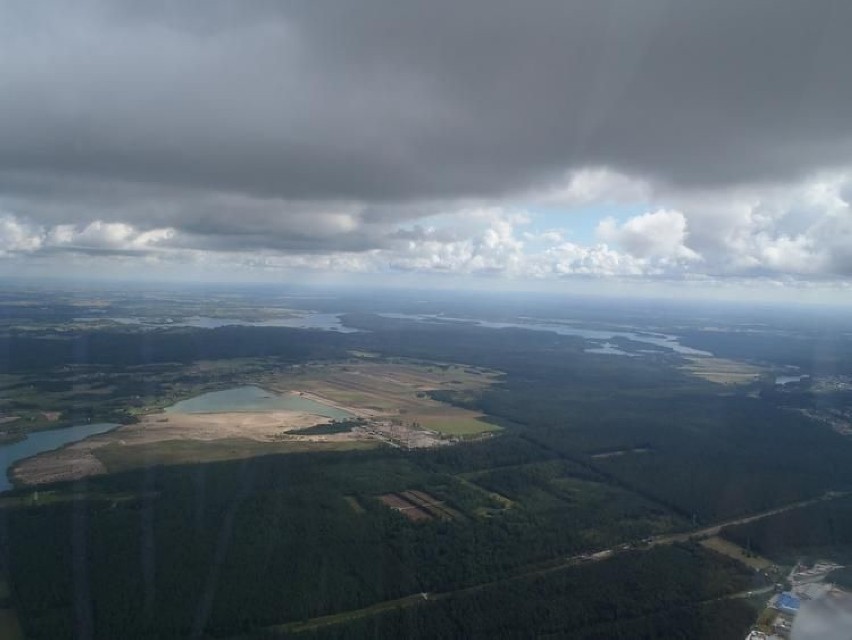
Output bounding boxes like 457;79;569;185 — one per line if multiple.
596;209;700;263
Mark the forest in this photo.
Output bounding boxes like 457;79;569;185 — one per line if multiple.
1;309;851;637
721;494;852;564
267;545;755;639
1;449;757;639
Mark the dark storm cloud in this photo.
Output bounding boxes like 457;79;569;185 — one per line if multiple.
2;0;852;249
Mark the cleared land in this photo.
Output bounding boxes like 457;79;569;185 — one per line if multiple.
259;361;502;436
700;535;773;570
412;414;499;436
379;493;432;522
378;490;459;522
681;356;765;385
12;361;503;486
402;489;462;520
93;438;376;476
11;411;361;486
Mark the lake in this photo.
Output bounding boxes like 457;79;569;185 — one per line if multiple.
165;385;353;420
0;422;119;493
101;313;358;332
584;342;634;356
380;314;713;356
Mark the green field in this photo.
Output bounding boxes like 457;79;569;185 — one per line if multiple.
415;414;501;436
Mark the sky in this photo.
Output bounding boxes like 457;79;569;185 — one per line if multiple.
1;1;852;302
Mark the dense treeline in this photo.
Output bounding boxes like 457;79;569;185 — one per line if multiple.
3;313;851;637
463;372;852;523
676;329;852;375
0;326;350;373
827;567;852;589
268;544;754;639
721;495;852;563
352;315;852;523
5;442;705;639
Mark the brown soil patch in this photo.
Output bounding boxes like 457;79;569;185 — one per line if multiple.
11;410;354;487
378;493;432;521
377;490;460;522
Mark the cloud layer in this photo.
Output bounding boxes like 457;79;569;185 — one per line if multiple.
2;1;851;291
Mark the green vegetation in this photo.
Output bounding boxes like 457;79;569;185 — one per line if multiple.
3;448;757;639
268;544;755;639
414;415;500;436
721;494;852;563
288;420;360;436
700;537;773;571
1;295;850;638
677;328;852;376
827;566;852;589
94;437;378;474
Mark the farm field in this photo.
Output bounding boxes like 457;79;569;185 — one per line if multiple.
410;414;500;436
681;356;765;385
260;361;503;436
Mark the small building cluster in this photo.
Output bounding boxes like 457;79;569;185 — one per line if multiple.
744;560;850;639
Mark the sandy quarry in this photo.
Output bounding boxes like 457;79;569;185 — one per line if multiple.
10;409;347;487
11;363;501;487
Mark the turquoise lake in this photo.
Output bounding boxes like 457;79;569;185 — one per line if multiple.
165;385;353;420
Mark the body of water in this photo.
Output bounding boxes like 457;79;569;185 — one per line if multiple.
381;314;713;356
584;342;634;356
775;374;809;385
101;313;358;332
0;422;119;493
165;385;353;420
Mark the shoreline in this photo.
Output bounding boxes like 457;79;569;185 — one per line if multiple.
283;388;377;419
7;422;125;491
8;408;357;488
7;379;394;489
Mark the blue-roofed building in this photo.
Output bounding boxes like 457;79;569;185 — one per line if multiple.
775;592;801;615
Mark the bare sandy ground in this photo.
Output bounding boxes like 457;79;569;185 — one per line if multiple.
131;410;334;442
10;447;107;487
274;389;382;419
11;366;492;487
11;410;343;487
